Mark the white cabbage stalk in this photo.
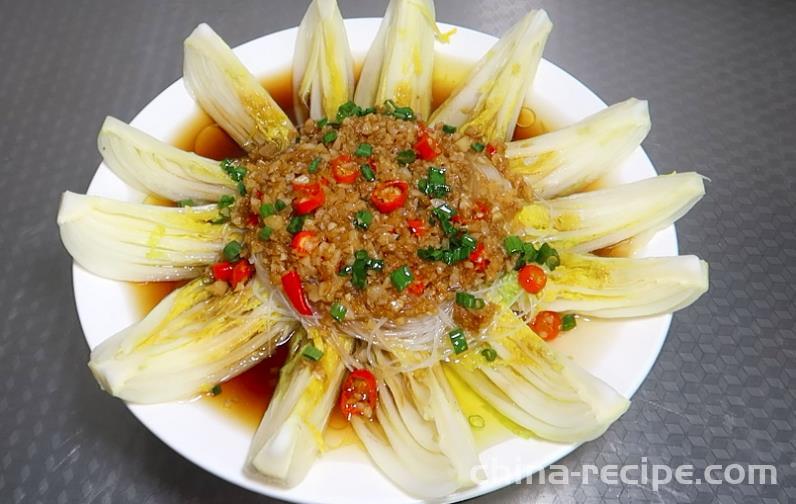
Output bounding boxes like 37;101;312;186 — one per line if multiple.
89;277;296;403
353;0;441;119
248;329;351;487
57;191;239;282
184;24;295;157
429;10;552;141
448;306;629;443
514;172;706;253
506;98;651;198
541;252;709;318
350;371;464;499
358;355;480;495
292;0;355;122
98;116;236;202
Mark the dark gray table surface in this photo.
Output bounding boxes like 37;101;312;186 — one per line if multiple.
1;0;794;503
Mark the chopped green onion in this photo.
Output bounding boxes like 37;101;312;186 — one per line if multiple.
330;302;347;322
468;415;485;429
316;117;328;128
390;265;414;292
287;215;306;234
360;163;376;182
561;314;577;331
237;181;246;196
258;226;272;240
211;384;222;396
442;124;457;134
417;247;444;261
354;249;368;260
455;292;485;310
354;143;373;157
504;236;523;254
384;99;415;121
308;157;322;174
221;159;247;182
418;166;450;198
396;149;417;165
480;347;498;362
336;101;361;121
338;264;352;276
448;328;468;354
322;130;338;144
301;344;324;361
353;210;373;230
259;203;276;218
218;195;235;208
359;106;376;116
177;199;195;207
274;199;287;212
351;257;367;290
470;142;485;153
222;240;242;262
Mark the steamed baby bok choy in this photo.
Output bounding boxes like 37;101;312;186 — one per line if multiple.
540;253;709;318
350;360;481;498
248;329;351;487
429;9;552;142
292;0;355;122
184;24;296;157
353;0;442;119
98;116;237;202
57;191;239;281
89;277;296;403
506;98;651;198
448;306;630;443
513;172;706;253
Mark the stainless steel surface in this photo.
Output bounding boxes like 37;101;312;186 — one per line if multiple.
1;0;794;502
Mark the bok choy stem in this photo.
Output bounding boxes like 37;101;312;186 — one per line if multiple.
293;0;355;122
98;116;236;203
184;23;296;157
88;277;296;403
57;191;239;281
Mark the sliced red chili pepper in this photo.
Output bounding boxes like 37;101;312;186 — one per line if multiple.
485;143;497;156
245;213;260;227
292;182;325;215
518;264;547;294
407;218;427;237
280;270;313;315
451;214;467;224
407;279;426;296
370;180;409;214
290;230;318;256
330;154;358;184
473;200;491;221
230;259;253;288
530;310;562;340
469;242;489;272
413;130;438;161
339;368;378;419
211;261;233;282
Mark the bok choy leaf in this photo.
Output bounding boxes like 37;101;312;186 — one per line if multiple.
448;306;629;443
89;277;296;403
98;116;236;202
248;329;351;487
541;252;709;318
429;9;552;141
353;0;442;119
184;24;296;157
506;98;651;198
293;0;355;122
57;191;239;281
513;172;706;253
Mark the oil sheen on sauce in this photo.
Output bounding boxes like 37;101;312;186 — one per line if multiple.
129;55;553;448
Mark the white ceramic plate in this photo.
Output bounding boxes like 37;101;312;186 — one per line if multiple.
73;18;675;504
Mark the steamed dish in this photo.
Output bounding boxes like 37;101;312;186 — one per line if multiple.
58;0;708;498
